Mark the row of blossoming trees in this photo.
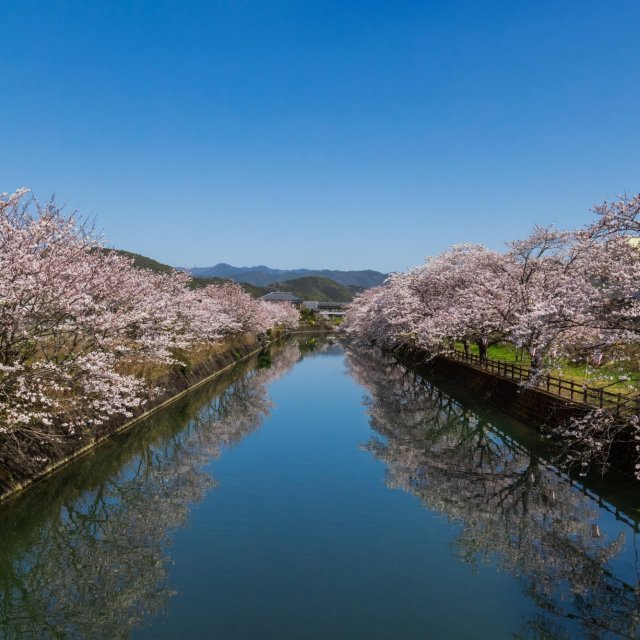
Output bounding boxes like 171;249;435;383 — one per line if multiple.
0;189;299;487
344;194;640;477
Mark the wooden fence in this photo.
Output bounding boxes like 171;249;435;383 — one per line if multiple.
448;350;640;414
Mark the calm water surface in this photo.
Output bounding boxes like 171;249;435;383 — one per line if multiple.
0;337;639;639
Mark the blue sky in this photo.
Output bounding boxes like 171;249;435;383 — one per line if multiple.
1;1;639;273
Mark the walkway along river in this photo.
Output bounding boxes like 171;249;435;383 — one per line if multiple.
0;336;639;639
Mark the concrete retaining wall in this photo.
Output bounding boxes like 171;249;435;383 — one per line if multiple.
421;355;591;430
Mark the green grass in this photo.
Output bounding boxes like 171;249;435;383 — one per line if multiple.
454;342;639;395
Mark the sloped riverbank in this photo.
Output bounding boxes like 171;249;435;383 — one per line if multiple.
0;333;269;503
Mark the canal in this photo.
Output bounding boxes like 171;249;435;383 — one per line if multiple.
0;336;638;639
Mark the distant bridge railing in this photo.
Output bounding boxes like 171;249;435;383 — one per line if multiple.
447;350;640;414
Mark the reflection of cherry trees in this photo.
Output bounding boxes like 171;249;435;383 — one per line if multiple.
298;336;343;357
346;347;640;639
0;341;300;639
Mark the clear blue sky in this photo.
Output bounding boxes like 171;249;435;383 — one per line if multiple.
1;1;639;273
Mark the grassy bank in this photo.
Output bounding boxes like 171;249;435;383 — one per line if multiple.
454;342;640;396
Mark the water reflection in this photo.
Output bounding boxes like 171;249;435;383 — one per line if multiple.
345;346;640;640
0;341;301;640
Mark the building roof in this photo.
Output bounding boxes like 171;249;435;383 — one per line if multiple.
260;291;302;302
301;300;347;313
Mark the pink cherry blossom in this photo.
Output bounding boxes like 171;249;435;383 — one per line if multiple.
0;189;299;484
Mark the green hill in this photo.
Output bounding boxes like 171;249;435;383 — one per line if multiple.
112;249;176;274
267;276;355;302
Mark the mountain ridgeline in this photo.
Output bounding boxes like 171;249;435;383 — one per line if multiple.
113;251;381;301
189;263;387;289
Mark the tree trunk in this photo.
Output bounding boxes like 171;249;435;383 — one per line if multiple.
530;352;541;371
477;338;488;362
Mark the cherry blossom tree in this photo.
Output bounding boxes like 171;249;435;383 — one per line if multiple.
590;193;640;238
0;188;298;487
344;192;640;478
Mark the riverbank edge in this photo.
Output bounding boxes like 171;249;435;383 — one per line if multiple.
0;334;275;505
403;350;589;427
394;347;637;477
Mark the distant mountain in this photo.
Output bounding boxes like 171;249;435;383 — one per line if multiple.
111;251;374;301
216;269;282;287
190;264;387;288
200;263;289;278
189;276;265;298
110;250;263;297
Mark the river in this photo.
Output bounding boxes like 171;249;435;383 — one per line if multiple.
0;336;638;639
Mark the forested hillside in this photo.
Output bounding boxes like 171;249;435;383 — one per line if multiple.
266;276;358;301
189;263;387;288
114;251;360;300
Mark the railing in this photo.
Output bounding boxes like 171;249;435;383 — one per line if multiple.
448;350;640;414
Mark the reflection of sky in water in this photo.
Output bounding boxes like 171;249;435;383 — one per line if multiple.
0;338;638;640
